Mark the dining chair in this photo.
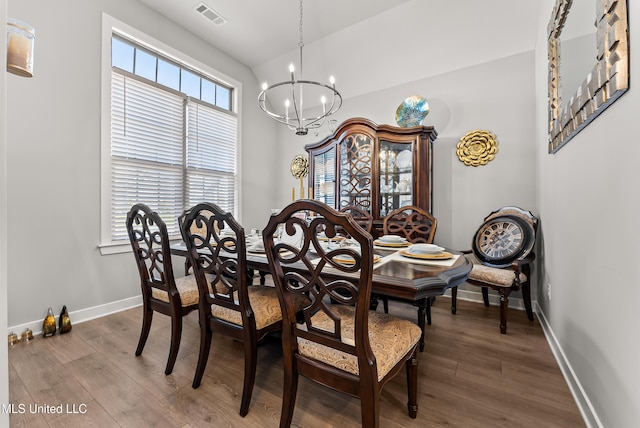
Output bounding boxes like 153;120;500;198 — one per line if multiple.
380;205;437;350
339;205;373;234
450;206;537;333
126;203;199;375
181;202;308;417
264;200;421;428
383;205;437;243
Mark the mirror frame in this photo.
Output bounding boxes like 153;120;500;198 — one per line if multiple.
548;0;629;153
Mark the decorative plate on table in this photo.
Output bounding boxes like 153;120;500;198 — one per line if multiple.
395;95;430;128
399;249;453;260
373;239;410;248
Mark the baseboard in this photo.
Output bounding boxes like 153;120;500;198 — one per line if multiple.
7;295;142;337
442;287;530;311
534;303;602;428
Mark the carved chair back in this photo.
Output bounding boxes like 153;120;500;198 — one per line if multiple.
181;202;249;323
339;205;373;234
383;205;436;243
126;203;179;305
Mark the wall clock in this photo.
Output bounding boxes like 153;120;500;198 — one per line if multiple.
472;215;535;268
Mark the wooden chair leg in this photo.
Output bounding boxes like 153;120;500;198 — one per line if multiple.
451;286;457;314
360;380;379;428
406;350;418;418
521;280;534;321
369;295;379;311
279;361;299;428
498;289;510;334
382;296;389;314
240;338;258;416
165;315;183;375
482;287;490;306
192;322;213;388
416;298;426;352
426;297;432;325
135;304;153;357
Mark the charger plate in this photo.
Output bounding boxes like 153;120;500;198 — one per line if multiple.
398;250;453;260
317;236;346;242
373;239;410;248
332;254;382;265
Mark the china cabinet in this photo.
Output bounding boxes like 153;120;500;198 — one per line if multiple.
305;117;437;236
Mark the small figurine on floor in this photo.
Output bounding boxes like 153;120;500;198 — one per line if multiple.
59;305;72;334
42;307;56;337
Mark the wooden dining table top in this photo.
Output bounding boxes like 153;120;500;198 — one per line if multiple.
170;242;472;302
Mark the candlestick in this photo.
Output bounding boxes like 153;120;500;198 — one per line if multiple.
292;187;295;202
309;187;313;200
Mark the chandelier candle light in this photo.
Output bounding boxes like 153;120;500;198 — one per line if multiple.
258;0;342;136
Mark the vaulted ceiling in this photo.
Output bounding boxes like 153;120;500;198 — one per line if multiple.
139;0;545;102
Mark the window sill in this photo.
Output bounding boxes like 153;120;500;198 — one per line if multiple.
98;242;131;255
98;239;184;255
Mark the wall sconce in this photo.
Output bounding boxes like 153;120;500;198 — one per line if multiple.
6;18;35;77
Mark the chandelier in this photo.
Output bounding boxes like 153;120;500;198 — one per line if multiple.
258;0;342;136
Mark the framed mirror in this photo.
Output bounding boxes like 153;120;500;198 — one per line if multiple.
548;0;629;153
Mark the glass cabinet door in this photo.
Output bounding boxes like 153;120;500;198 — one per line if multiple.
313;148;336;207
379;140;413;217
339;134;372;211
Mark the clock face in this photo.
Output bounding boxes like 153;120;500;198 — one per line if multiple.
473;215;535;267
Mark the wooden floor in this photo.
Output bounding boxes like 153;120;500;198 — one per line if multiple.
8;298;585;427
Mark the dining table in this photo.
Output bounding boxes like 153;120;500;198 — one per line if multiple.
170;239;472;352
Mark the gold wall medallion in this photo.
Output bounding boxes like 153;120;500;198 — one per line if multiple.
290;154;309;179
456;130;498;167
290;154;309;199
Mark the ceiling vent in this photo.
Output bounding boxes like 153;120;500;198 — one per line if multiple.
194;3;227;26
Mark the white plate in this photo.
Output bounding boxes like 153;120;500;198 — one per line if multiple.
409;244;444;254
379;235;407;243
395;150;412;169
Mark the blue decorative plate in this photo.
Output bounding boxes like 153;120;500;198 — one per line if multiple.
395;95;430;128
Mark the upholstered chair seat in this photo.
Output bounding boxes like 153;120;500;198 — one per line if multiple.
151;274;215;307
297;305;421;380
468;264;527;288
210;278;309;330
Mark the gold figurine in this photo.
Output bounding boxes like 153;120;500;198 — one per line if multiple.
42;307;56;337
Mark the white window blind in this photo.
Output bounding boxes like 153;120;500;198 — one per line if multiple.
110;72;237;242
186;101;237;213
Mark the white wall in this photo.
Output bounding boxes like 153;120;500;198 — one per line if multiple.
535;1;639;426
5;0;278;328
275;51;537;300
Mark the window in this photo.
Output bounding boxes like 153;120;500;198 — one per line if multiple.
101;15;240;253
